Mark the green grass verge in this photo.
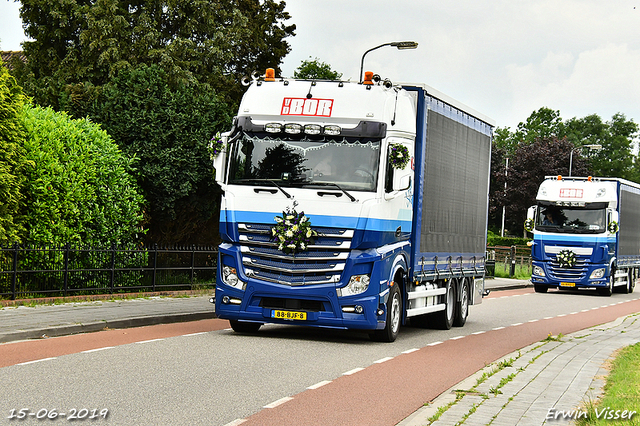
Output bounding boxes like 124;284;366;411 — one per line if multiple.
575;342;640;425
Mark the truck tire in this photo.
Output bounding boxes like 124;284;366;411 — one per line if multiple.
229;320;262;333
433;280;454;330
453;278;469;327
371;283;402;342
598;269;614;296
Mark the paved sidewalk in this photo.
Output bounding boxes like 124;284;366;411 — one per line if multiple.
398;313;640;426
0;294;217;343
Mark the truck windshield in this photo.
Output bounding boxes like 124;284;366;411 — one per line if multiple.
227;132;381;192
535;205;606;234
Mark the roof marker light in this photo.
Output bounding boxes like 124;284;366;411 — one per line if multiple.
304;124;322;135
363;71;374;85
284;123;302;134
265;123;282;133
324;125;341;136
265;68;275;81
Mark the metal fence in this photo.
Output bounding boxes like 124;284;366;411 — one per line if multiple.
486;245;532;277
0;243;218;300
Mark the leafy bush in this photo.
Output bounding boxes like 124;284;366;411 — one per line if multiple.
20;105;145;245
0;61;28;243
87;64;232;244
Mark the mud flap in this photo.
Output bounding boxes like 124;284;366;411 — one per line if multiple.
471;277;484;305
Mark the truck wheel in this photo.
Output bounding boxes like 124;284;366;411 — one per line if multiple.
371;283;401;342
433;280;455;330
229;320;262;333
534;284;548;293
598;270;614;296
453;278;469;327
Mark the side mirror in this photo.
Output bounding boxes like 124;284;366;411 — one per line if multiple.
212;133;229;187
608;210;619;234
524;205;536;232
394;175;412;192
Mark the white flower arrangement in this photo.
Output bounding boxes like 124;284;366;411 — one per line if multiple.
271;208;318;254
557;249;577;268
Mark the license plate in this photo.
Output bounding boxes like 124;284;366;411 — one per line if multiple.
271;310;307;321
560;282;575;287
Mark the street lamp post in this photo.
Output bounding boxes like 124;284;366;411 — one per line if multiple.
569;144;603;176
359;41;418;83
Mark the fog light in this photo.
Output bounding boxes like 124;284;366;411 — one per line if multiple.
222;295;230;304
354;305;364;314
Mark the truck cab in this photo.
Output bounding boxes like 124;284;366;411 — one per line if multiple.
527;176;637;295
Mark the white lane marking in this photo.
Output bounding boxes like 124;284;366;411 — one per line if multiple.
450;335;465;340
528;319;539;323
135;338;165;344
307;380;332;390
222;420;246;426
17;357;57;365
182;332;207;337
472;331;486;335
511;322;523;327
81;347;115;353
427;341;443;346
544;317;554;320
402;348;420;354
264;397;294;409
492;326;505;331
374;357;394;364
343;367;365;376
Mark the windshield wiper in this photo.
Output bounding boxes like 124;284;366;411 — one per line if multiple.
235;179;292;198
302;182;357;202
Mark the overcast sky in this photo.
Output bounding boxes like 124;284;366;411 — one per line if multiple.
2;0;639;131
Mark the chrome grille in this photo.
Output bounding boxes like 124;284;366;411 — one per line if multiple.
238;223;353;286
548;256;589;280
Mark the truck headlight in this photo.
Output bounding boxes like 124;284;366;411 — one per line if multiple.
338;274;370;297
590;268;606;279
222;266;246;290
533;266;545;277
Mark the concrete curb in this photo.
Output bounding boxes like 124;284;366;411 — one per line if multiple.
0;311;218;344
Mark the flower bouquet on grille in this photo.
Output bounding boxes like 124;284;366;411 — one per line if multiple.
271;208;318;254
557;249;577;268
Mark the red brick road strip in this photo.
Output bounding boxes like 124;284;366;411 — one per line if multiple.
239;299;640;426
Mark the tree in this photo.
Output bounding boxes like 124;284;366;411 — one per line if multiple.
20;105;145;245
15;0;296;110
493;137;590;236
86;64;232;244
494;107;564;155
293;57;343;80
564;113;639;181
0;61;28;243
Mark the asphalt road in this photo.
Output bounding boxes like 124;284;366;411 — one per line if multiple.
1;287;639;426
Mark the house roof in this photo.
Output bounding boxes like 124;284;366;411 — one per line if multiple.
1;51;27;70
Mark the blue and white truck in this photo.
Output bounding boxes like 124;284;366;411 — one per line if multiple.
212;69;494;341
527;176;640;295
